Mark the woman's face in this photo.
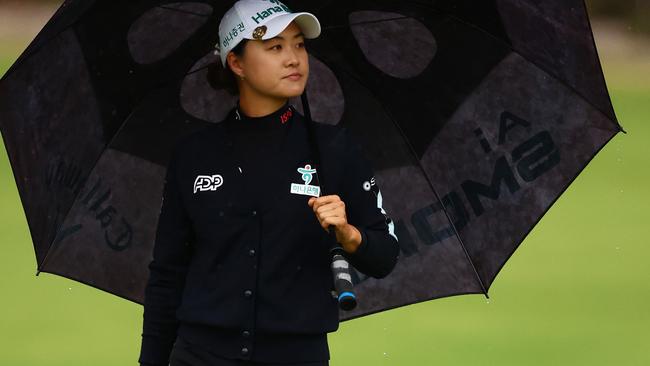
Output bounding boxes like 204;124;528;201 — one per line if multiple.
231;21;309;99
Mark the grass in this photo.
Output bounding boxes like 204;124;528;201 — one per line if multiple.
1;20;649;366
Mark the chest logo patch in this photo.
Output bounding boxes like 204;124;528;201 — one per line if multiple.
290;164;320;197
194;174;223;194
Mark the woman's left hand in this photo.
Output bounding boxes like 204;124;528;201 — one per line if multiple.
308;194;362;254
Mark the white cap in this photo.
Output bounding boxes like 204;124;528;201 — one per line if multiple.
215;0;321;67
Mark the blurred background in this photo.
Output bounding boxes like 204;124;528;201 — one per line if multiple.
1;1;648;365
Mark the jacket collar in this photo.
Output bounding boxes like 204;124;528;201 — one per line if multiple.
231;100;295;128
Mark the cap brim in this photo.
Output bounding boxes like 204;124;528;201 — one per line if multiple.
249;12;321;40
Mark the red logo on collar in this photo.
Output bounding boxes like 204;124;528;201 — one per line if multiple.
280;107;293;124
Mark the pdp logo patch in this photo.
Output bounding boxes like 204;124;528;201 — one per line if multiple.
194;174;223;194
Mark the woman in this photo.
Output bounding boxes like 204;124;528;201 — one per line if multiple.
139;1;399;365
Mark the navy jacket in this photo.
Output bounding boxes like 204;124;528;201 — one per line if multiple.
139;101;399;365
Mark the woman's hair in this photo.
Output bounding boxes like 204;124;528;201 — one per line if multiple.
207;39;249;96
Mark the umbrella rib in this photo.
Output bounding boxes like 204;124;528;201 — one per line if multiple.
156;5;213;17
320;1;625;133
0;1;81;83
307;49;490;298
578;0;625;133
405;0;625;133
37;104;143;275
331;15;420;29
480;118;621;303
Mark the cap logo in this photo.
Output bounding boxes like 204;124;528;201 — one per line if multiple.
250;2;292;25
252;25;267;39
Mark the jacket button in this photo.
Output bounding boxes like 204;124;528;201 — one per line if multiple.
244;289;252;297
241;347;249;355
242;330;250;337
248;249;256;257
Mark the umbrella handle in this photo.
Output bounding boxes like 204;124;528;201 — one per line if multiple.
327;226;357;311
300;90;357;311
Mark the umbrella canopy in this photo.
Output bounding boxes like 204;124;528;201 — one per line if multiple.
0;0;623;321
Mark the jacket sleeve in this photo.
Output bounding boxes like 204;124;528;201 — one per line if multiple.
139;146;194;366
338;128;399;279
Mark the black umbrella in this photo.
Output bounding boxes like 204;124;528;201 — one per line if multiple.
0;0;623;321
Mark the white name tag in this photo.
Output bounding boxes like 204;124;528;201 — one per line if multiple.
290;183;321;197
